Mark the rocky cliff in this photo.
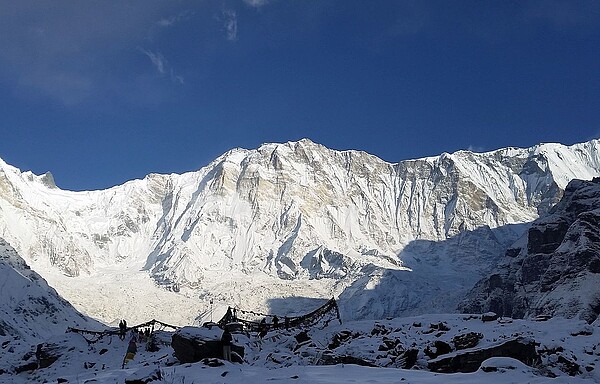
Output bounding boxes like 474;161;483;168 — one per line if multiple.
459;178;600;323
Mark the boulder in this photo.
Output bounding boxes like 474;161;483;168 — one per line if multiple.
481;312;498;322
35;342;62;369
424;340;453;359
428;337;540;373
171;327;244;364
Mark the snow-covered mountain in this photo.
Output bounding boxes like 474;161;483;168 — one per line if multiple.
0;139;599;325
0;237;99;344
459;177;600;323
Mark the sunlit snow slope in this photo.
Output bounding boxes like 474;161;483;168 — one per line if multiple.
0;139;599;325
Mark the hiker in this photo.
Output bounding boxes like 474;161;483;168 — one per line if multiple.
118;320;126;340
272;315;279;329
258;318;267;338
221;329;233;361
284;316;290;330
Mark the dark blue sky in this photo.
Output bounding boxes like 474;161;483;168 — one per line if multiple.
0;1;598;190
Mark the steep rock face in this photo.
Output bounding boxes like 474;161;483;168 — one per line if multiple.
0;139;600;323
0;238;100;343
459;178;600;323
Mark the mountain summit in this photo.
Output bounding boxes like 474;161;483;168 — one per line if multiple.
0;139;599;324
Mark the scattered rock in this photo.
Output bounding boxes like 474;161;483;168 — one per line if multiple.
570;326;594;336
397;349;419;369
557;354;580;376
453;332;483;350
424;341;453;359
294;331;310;344
14;361;38;374
35;342;62;369
370;324;389;336
328;331;353;349
318;353;377;367
481;312;498;322
378;338;400;352
423;322;450;334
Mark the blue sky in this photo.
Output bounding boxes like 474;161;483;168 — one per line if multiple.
0;1;598;191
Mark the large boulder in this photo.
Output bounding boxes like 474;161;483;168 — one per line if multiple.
171;327;244;363
428;337;540;373
35;342;62;369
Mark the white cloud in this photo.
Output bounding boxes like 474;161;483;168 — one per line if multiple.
467;145;486;153
157;10;194;27
140;48;166;74
243;0;270;8
170;69;184;85
222;8;238;41
139;48;184;85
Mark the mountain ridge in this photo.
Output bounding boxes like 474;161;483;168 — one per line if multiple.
0;138;599;324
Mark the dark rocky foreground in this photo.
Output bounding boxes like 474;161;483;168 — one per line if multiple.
1;313;599;383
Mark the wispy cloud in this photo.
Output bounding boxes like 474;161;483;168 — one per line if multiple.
170;69;184;85
140;48;166;74
0;2;189;106
467;145;486;153
243;0;270;8
157;10;194;28
139;48;184;84
221;8;238;41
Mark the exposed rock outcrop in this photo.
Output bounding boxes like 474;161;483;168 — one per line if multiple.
428;338;540;373
459;178;600;323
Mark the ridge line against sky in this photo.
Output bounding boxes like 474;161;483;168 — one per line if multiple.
0;0;598;191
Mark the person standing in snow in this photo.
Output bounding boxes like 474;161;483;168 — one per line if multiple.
221;328;233;361
118;320;126;340
258;318;267;338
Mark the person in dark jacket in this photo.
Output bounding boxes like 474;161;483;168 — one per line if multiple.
258;318;267;338
221;329;233;361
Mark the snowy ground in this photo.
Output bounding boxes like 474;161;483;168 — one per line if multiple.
2;313;598;383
